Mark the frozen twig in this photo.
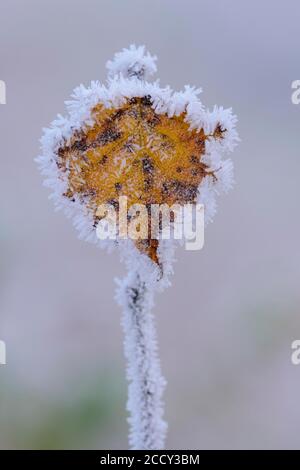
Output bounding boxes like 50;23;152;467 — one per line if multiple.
117;271;167;450
37;44;239;449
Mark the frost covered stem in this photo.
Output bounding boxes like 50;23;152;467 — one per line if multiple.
119;272;167;450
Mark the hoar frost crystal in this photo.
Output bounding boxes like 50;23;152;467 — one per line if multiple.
37;45;239;449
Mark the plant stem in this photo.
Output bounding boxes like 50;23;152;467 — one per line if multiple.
119;272;167;450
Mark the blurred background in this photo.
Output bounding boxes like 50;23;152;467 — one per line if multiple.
0;0;300;450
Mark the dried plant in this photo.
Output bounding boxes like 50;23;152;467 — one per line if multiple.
36;45;239;449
